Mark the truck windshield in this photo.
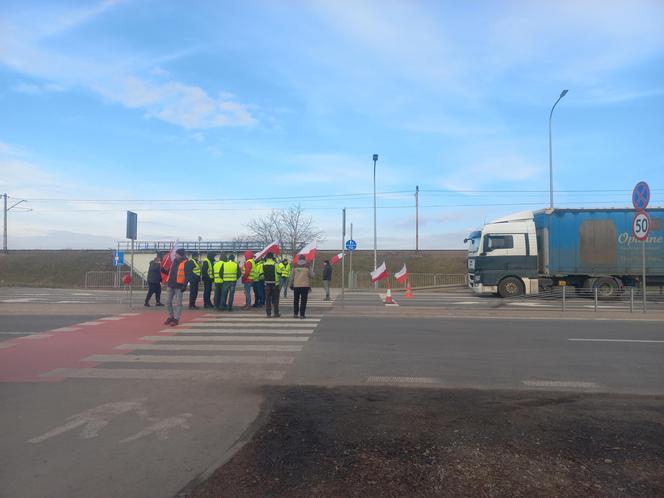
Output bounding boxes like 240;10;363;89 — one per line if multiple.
466;231;481;254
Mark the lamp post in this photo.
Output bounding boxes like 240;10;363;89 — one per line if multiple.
372;154;378;289
549;89;568;209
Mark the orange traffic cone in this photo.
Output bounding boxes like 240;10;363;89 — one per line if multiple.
385;285;394;304
405;282;413;298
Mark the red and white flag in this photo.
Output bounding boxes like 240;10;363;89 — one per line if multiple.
296;241;317;263
160;240;180;283
370;261;388;283
255;240;280;260
330;252;344;265
395;263;408;283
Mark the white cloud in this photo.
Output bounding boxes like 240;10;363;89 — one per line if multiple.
0;1;256;130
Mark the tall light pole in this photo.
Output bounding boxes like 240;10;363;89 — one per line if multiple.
372;154;378;288
3;194;28;253
549;89;568;209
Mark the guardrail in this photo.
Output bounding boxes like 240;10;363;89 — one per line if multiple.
348;272;466;289
500;286;664;312
85;271;147;289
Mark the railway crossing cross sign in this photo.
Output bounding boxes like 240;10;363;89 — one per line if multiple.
632;181;650;210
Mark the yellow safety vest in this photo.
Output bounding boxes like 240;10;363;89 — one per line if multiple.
203;258;213;279
213;261;224;284
222;261;239;282
190;258;201;277
256;261;264;280
248;259;260;281
279;263;291;279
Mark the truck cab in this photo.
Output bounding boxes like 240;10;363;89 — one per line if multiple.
466;211;539;297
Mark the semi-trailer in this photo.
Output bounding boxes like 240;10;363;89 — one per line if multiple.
466;208;664;298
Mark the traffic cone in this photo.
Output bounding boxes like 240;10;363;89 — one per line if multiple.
385;285;394;304
405;282;413;298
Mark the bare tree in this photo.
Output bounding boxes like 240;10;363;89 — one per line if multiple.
246;205;323;255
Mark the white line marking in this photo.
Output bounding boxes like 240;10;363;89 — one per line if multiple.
82;354;295;365
41;368;286;381
28;399;149;443
569;338;664;343
193;317;320;323
161;328;313;334
98;317;125;321
202;313;323;318
51;327;81;332
366;376;439;384
522;380;600;388
183;322;315;328
141;335;309;342
18;334;53;340
120;413;192;443
0;331;37;335
56;300;90;304
116;343;303;352
119;313;141;316
0;342;16;349
78;321;104;326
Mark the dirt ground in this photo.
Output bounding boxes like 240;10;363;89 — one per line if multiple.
188;386;664;498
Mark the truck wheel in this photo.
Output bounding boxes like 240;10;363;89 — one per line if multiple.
498;277;524;298
594;277;619;300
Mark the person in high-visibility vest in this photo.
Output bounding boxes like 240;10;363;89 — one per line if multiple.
213;254;225;310
185;251;202;309
241;251;255;310
220;254;242;311
249;254;263;308
200;251;216;309
262;252;282;318
256;259;265;307
165;249;188;326
277;258;291;298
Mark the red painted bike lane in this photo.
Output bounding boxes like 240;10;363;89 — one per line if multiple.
0;312;184;382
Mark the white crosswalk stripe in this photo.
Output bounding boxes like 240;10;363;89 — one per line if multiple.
42;312;321;382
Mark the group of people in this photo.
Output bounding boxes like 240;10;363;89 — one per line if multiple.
146;249;331;326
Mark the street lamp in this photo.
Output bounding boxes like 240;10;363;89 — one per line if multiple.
372;154;378;288
549;89;568;209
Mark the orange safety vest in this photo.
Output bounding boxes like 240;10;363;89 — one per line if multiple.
168;258;187;285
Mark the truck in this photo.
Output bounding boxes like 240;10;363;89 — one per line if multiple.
466;208;664;298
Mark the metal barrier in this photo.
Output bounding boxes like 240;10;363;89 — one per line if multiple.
499;285;664;313
85;271;147;289
348;272;466;289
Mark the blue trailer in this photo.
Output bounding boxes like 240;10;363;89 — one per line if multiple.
466;208;664;298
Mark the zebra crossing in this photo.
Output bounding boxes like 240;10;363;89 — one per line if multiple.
42;314;322;383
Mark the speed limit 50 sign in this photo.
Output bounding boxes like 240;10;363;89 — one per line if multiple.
633;211;651;241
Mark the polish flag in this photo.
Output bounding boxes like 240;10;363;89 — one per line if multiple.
395;264;408;283
370;261;388;283
255;240;280;260
296;241;317;263
330;252;344;265
160;240;180;283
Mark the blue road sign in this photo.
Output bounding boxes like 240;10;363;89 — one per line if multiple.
632;181;650;210
114;251;124;266
345;239;357;251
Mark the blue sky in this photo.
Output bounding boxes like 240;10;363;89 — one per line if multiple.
1;0;663;249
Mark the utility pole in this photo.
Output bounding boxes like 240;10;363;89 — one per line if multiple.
349;222;353;289
3;193;7;253
3;193;28;253
415;185;419;253
549;89;568;209
341;208;346;307
372;154;378;289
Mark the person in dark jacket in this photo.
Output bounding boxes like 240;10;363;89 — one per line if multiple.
144;253;164;307
200;251;216;309
185;251;201;309
322;260;332;300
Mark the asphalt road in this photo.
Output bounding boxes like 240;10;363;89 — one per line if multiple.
1;300;663;497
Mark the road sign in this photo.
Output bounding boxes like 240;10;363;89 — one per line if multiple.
632;181;650;210
113;251;124;266
633;211;651;241
345;239;357;251
126;211;138;240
